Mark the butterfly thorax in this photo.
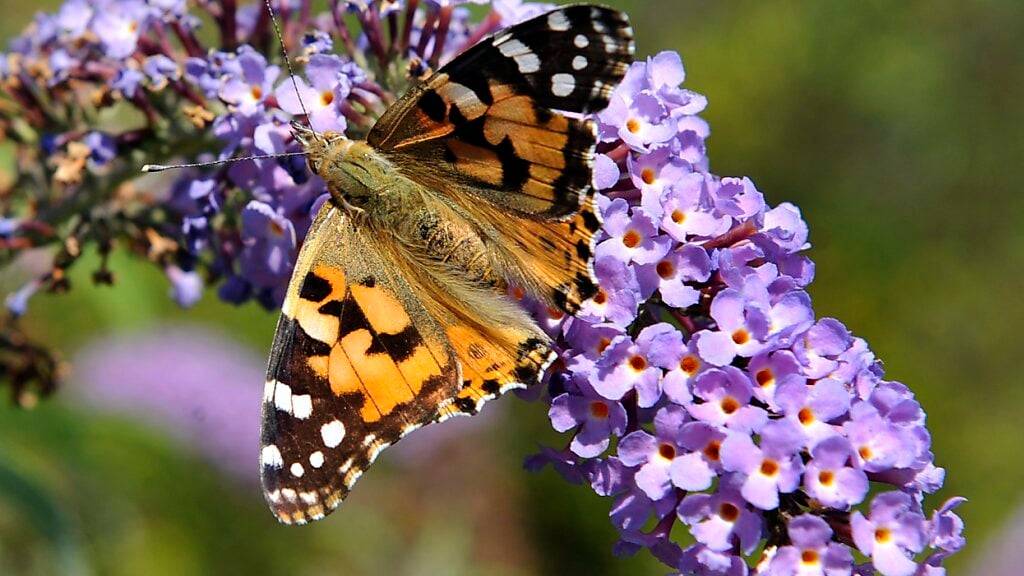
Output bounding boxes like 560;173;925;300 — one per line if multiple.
307;134;501;288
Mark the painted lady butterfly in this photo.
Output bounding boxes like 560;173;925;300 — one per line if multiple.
260;4;634;524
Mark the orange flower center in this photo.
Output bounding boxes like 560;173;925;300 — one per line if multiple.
798;407;815;425
720;396;740;414
626;118;641;133
547;306;564;320
250;85;263;100
656;260;675;279
680;355;700;375
641;167;656;185
596;336;612;354
859;445;873;461
268;220;284;236
801;549;820;565
703;440;721;461
320;90;334;106
719;502;740;522
731;329;751;345
592;289;608;305
875;528;892;544
658;443;676;460
755;368;774;387
622;229;641;248
671;209;686;224
760;459;780;476
818;470;835;486
629;355;647;372
590;401;609;419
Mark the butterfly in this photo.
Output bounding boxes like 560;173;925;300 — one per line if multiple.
260;4;634;524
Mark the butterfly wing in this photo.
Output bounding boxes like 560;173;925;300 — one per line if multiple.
261;203;461;524
366;6;632;312
261;202;554;523
368;5;634;218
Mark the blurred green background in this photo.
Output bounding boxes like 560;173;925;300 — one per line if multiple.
2;0;1022;574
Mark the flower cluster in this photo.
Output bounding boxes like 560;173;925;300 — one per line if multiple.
0;0;547;399
526;52;966;575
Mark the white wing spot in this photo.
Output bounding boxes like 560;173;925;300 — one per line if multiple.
551;73;576;97
299;491;318;505
362;434;377;447
273;382;293;413
547;11;570;31
603;35;617;53
339;458;354;474
292;394;313;419
573;55;588;70
309;451;325;468
281;488;297;502
592;19;607;33
367;441;391;464
290;462;305;478
320;419;346;448
497;38;540;73
263;380;276;403
574;34;589;48
261;444;283;468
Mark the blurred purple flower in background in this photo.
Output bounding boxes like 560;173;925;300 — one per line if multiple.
0;0;966;572
73;327;264;480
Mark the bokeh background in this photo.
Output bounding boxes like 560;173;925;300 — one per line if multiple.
2;1;1022;574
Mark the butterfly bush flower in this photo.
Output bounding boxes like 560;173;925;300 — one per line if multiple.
0;0;965;572
524;45;966;575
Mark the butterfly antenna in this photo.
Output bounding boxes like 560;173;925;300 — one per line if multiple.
141;151;308;173
263;0;319;139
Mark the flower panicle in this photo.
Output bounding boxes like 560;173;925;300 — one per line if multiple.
526;51;966;575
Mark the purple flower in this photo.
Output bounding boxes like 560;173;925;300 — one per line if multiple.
617;405;692;499
677;475;762;554
720;421;804;510
851;492;928;576
275;54;355;133
90;1;149;60
688;366;768;433
636;242;711;307
549;375;627;458
803;436;869;509
695;289;771;366
239;201;297;290
219;48;280;115
596;198;672;266
774;377;851;448
766;514;853;575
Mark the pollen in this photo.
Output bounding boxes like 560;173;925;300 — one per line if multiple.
626;118;641;133
590;401;610;419
629;355;647;372
250;85;263;100
798;407;815;425
703;440;721;461
680;355;700;375
858;445;873;461
731;328;750;345
622;229;641;248
640;167;656;185
818;470;835;486
656;259;675;279
801;549;820;565
760;459;780;477
658;443;676;461
875;528;893;544
718;502;740;522
671;209;686;224
320;90;335;106
755;368;774;387
720;396;740;414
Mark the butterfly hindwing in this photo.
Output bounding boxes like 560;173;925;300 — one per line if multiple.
262;204;460;524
